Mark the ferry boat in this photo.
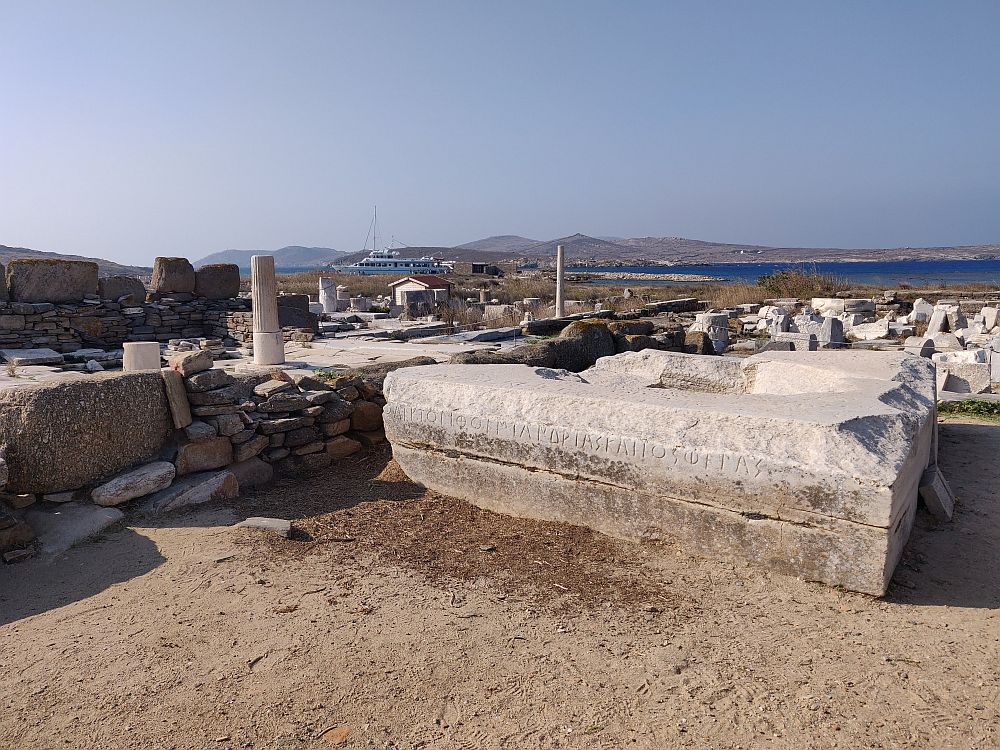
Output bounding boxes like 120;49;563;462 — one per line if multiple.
333;248;453;275
331;205;454;275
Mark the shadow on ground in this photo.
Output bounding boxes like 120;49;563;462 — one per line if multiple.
889;419;1000;609
0;525;165;626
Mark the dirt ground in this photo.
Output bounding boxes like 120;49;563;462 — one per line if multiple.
1;417;998;749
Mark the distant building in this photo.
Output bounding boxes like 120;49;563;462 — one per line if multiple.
388;275;454;307
450;261;505;276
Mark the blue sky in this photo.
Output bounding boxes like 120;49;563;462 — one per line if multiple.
1;1;998;264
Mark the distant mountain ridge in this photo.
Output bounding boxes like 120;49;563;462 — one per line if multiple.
194;246;349;269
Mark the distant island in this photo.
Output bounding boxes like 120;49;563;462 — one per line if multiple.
2;233;998;276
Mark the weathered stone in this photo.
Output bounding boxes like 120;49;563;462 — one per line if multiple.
7;259;98;303
682;331;715;355
919;465;955;521
194;264;240;300
937;362;991;394
257;416;311;434
174;436;234;475
91;461;176;506
0;372;172;494
234;516;290;537
160;368;193;429
298;452;333;471
284;426;321;448
0;314;25;330
321;418;351;437
325;436;361;459
229;457;273;489
184;420;217;442
98;276;146;303
350;401;384;432
254;379;294;398
0;492;35;509
302;390;337;405
23;502;123;555
292;440;325;455
287;372;333;391
138;470;238;514
233;435;268;462
257;394;310;413
209;413;243;436
317;397;354;423
150;257;196;294
186;386;239;406
230;428;256;444
191;404;240;417
169;350;213;376
383;350;938;596
0;347;65;366
184;368;235;393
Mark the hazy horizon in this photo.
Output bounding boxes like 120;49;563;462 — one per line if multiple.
2;1;998;265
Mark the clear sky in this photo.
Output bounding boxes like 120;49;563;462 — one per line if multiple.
2;1;998;264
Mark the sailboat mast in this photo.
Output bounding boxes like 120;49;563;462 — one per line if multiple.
373;205;377;251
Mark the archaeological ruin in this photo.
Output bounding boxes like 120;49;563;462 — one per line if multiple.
0;252;991;598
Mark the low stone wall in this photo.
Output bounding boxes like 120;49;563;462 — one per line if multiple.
0;358;386;561
0;297;250;352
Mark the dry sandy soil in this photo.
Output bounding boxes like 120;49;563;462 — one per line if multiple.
0;417;998;749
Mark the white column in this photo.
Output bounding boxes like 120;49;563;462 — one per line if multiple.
251;255;285;366
319;277;337;313
122;342;161;372
555;244;565;318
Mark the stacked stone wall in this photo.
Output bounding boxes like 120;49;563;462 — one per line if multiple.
0;298;250;353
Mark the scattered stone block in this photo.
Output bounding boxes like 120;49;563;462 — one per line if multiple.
234;516;291;537
383;349;938;596
773;332;818;351
151;257;196;294
175;436;234;475
138;470;238;514
91;461;176;506
23;502;124;555
919;465;955;520
194;264;240;299
6;259;98;303
160;368;193;429
937;362;991;394
903;336;935;358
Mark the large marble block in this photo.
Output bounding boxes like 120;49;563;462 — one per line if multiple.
383;350;938;595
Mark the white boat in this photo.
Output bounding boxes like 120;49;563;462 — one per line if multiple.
332;248;453;275
331;205;453;275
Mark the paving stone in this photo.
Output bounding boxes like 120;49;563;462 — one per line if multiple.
23;502;123;555
0;347;65;366
234;516;291;537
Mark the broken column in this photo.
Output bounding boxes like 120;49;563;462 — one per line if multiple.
319;277;337;313
251;255;285;366
555;244;565;318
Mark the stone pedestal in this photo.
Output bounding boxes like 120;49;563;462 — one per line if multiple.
555;244;565;318
122;342;161;372
250;255;285;366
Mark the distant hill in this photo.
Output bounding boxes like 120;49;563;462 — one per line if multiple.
194;246;348;269
335;245;511;265
455;235;540;254
0;244;150;276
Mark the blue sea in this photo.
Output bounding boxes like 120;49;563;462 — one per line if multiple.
568;259;1000;286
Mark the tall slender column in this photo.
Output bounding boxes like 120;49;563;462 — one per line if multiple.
555;244;565;318
251;255;285;366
